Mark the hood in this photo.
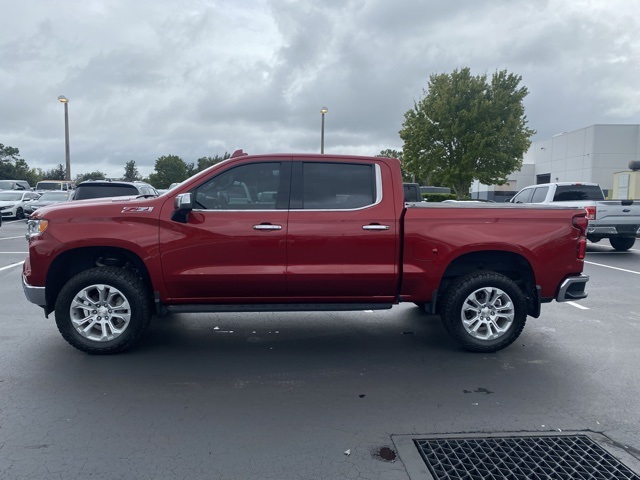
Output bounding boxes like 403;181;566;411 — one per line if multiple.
0;200;20;207
31;195;165;220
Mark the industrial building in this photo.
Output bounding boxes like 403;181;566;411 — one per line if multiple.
471;124;640;201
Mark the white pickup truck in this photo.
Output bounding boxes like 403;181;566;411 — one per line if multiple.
510;182;640;251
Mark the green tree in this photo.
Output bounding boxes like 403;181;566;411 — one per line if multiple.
75;171;107;183
376;149;417;183
195;153;231;173
0;143;21;164
0;144;40;183
42;164;66;180
147;155;189;189
400;68;535;198
123;160;142;182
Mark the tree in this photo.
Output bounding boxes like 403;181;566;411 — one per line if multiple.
147;155;189;189
42;164;66;180
376;149;416;182
0;143;21;164
75;171;107;183
123;160;142;182
195;153;231;173
400;68;535;198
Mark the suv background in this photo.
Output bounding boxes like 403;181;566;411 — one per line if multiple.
72;180;158;200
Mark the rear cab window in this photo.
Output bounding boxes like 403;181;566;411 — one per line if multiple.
552;185;604;201
74;184;139;200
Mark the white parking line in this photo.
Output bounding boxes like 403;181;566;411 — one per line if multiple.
584;261;640;275
567;301;589;310
0;261;25;272
0;236;25;240
0;252;27;254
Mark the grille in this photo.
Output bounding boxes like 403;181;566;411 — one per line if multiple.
415;435;640;479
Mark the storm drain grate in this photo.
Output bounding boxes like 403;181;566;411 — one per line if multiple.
415;435;640;480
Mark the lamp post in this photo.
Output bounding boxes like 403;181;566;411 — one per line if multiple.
320;106;328;154
57;95;71;180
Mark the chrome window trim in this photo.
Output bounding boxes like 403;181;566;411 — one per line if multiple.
192;163;383;213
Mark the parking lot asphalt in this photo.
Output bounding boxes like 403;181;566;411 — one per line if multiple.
1;218;639;479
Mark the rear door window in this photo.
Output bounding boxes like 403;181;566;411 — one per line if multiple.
291;162;377;210
512;188;533;203
531;186;549;203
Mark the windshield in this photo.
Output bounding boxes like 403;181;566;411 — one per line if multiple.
0;181;17;190
38;192;70;201
36;182;63;190
0;192;23;201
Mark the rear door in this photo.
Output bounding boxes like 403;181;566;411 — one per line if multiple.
285;158;399;300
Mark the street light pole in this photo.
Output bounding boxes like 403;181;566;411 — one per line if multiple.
320;106;328;154
58;95;71;180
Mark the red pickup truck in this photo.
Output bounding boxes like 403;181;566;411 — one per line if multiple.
22;151;589;354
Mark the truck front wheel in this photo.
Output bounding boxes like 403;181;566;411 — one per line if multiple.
609;237;635;251
54;267;152;354
440;272;527;353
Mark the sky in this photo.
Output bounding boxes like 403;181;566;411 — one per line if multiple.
1;0;639;179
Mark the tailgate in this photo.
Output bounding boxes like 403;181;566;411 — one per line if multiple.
595;201;640;233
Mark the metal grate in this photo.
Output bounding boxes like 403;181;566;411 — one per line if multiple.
415;435;640;480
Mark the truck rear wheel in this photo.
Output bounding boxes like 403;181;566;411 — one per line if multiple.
609;237;635;251
54;267;151;354
440;272;527;353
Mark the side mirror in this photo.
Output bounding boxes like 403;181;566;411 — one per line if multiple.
171;193;193;223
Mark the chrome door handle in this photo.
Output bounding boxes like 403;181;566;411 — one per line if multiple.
253;224;282;230
362;225;390;231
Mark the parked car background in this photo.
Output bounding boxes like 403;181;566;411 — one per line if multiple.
0;179;32;191
71;180;158;201
0;190;40;219
24;191;72;216
35;180;75;192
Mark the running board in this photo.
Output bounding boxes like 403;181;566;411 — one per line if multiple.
165;303;394;314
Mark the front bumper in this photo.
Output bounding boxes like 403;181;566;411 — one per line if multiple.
556;274;589;302
22;274;46;308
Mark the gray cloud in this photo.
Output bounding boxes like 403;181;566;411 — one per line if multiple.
1;0;639;179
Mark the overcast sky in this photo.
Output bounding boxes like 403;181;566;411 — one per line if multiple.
1;0;639;179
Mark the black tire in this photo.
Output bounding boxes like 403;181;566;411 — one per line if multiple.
609;237;635;251
54;267;152;354
440;272;527;353
15;207;24;220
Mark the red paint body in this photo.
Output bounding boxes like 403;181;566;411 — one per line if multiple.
24;154;586;310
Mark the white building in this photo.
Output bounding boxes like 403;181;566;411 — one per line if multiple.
471;124;640;200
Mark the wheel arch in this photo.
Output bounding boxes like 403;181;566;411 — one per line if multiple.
437;250;539;317
45;246;153;315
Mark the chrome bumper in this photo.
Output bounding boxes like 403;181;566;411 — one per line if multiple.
22;274;46;307
587;226;640;236
556;274;589;302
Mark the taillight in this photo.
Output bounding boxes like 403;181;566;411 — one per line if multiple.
572;215;588;235
573;214;588;259
584;206;596;220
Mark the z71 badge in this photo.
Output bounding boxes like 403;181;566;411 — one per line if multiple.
121;206;154;213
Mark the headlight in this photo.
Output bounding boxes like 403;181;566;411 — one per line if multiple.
1;204;15;210
26;219;49;239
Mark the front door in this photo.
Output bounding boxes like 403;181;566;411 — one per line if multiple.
159;161;291;302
